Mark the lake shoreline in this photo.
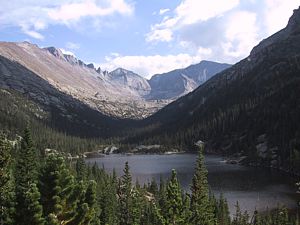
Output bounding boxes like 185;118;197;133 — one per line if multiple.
85;154;297;215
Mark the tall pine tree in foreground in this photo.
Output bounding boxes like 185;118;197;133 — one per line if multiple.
39;153;76;224
14;127;44;225
190;142;215;225
154;169;186;225
165;169;185;225
119;161;133;225
216;193;230;225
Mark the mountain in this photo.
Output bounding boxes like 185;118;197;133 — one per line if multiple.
148;61;231;100
0;42;165;119
0;42;229;119
134;6;300;173
0;53;132;138
108;68;151;96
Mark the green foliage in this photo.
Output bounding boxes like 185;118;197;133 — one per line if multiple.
0;133;14;225
216;193;231;225
0;129;299;225
118;161;133;225
165;169;185;225
0;89;111;155
232;202;249;225
76;157;87;181
24;183;45;225
14;127;43;225
190;145;215;225
39;153;76;224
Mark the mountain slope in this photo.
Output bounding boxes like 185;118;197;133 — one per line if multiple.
0;54;130;138
0;41;230;119
148;61;231;100
0;42;163;119
134;6;300;173
108;68;151;96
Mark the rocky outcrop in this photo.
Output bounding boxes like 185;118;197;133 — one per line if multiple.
148;60;231;100
0;42;166;119
108;68;151;96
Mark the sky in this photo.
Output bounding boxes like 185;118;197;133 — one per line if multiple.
0;0;299;78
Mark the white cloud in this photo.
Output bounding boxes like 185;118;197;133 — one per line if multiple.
146;28;173;42
100;48;212;78
66;42;80;50
48;0;133;24
222;11;258;57
146;0;299;64
0;0;134;39
174;0;240;25
146;0;240;43
264;0;300;34
20;24;44;40
159;8;170;15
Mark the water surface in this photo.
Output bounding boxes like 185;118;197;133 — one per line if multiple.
85;154;298;214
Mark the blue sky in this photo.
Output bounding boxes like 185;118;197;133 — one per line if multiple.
0;0;299;78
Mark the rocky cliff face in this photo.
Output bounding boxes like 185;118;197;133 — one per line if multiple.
108;68;151;96
148;61;231;100
0;42;228;119
0;42;165;119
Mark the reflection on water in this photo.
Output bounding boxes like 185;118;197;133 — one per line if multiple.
85;154;298;214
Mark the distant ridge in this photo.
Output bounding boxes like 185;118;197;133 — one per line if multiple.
0;41;229;119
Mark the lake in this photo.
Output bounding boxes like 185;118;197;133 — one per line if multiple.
85;154;298;215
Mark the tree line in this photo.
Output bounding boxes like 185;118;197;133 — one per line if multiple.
0;128;298;225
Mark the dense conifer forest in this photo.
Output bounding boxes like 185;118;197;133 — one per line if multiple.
0;128;298;225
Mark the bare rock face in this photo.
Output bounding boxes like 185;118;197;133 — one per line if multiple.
0;41;229;119
0;42;163;119
45;47;66;60
109;68;151;96
148;61;231;100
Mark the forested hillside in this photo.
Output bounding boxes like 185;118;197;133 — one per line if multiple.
127;7;300;174
0;130;297;225
0;88;123;154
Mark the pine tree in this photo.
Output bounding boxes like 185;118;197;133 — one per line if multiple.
39;153;76;224
130;187;143;225
83;180;97;224
14;127;44;225
190;143;215;225
76;157;87;181
119;162;132;225
165;169;184;225
68;181;88;225
0;133;14;225
99;177;118;225
24;183;45;225
217;193;230;225
232;201;249;225
182;194;192;225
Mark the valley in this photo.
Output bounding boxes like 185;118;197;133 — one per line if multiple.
0;2;300;225
0;42;230;119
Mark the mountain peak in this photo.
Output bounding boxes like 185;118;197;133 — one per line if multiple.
110;68;138;77
112;67;130;74
286;6;300;33
44;47;66;60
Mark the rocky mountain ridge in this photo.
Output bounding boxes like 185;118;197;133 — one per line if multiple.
0;41;229;119
148;60;231;100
